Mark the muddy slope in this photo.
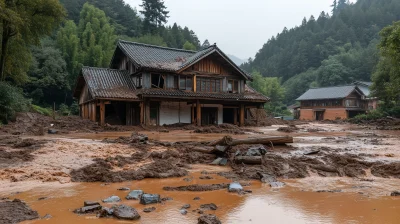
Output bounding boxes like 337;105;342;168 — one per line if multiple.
0;199;39;223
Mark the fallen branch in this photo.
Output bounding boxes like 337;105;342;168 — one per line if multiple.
210;135;293;146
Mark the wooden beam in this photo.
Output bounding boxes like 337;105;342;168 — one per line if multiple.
234;108;238;125
92;103;97;122
193;75;197;92
100;100;105;126
196;100;201;126
145;100;150;126
191;105;195;124
239;104;245;127
140;102;144;125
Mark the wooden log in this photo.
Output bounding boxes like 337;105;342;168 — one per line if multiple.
235;156;262;164
210;135;293;146
191;146;214;154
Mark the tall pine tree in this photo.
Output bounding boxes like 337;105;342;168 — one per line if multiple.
140;0;169;34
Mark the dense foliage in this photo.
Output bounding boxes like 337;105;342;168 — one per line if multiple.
242;0;400;104
0;82;31;124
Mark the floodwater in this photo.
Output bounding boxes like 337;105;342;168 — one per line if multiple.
8;167;400;224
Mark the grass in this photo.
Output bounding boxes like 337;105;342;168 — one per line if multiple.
31;105;53;117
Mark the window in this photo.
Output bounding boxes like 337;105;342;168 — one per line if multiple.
151;74;164;88
228;80;239;93
345;99;358;107
136;76;142;88
197;78;221;92
125;62;130;71
179;75;192;91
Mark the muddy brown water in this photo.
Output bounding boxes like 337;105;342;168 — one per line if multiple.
7;169;400;224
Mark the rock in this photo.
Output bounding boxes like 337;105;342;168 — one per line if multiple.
180;209;188;215
118;187;130;191
270;181;285;188
246;146;267;156
193;197;201;200
304;150;320;155
198;214;222;224
102;196;121;203
214;145;229;154
42;214;52;220
181;204;191;209
199;176;213;180
391;191;400;196
47;129;58;134
210;157;228;166
113;205;140;220
161;197;173;201
84;201;100;206
228;182;243;192
200;203;217;210
126;190;144;200
140;194;160;205
74;205;102;214
257;173;276;183
316;189;342;193
183;177;193;182
38;197;48;201
98;207;114;217
143;207;156;213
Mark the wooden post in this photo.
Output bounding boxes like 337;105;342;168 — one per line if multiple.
196;100;201;126
256;108;260;126
140;102;144;125
239;104;245;127
193;75;197;92
100;100;105;126
92;103;97;122
191;104;195;124
145;100;150;126
234;108;237;125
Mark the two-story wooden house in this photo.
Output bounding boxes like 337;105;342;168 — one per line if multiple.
73;40;269;126
296;85;367;120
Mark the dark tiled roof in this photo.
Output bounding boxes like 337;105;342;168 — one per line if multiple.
117;40;251;80
136;89;269;102
297;85;364;101
82;67;138;99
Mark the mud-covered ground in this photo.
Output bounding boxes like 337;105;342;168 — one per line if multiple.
1;114;400;223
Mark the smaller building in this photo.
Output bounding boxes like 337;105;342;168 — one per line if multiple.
353;81;378;110
297;85;366;120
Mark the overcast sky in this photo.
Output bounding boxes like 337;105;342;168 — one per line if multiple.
125;0;356;60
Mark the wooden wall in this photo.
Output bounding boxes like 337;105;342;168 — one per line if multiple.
190;57;231;76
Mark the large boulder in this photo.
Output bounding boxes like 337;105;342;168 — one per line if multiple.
198;214;222;224
113;205;140;220
391;191;400;196
126;190;144;200
102;196;121;203
140;194;160;205
228;182;243;192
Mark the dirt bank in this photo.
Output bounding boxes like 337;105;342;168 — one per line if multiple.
0;199;39;223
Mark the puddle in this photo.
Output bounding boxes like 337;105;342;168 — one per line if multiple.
2;170;397;224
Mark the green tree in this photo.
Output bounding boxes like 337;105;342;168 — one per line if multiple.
372;21;400;105
140;0;169;33
183;41;196;51
78;3;117;67
0;82;30;123
0;0;66;82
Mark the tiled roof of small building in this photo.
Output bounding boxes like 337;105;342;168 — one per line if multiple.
116;40;251;80
296;85;363;101
81;67;138;99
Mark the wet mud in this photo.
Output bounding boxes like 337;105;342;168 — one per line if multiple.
0;199;39;223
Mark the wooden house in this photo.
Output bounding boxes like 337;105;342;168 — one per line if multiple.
73;40;269;126
297;85;367;120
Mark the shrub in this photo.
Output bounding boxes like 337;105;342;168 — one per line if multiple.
31;104;52;116
59;103;70;116
350;110;385;123
0;82;31;123
70;101;79;115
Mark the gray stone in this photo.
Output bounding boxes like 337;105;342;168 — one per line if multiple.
180;209;188;215
193;197;201;201
42;214;52;220
140;194;160;205
270;181;285;188
98;207;114;217
228;182;243;192
181;204;191;209
200;203;217;210
143;207;156;213
102;196;121;203
126;190;143;200
113;205;140;220
47;129;58;134
74;205;102;214
246;146;267;156
391;191;400;196
210;157;228;166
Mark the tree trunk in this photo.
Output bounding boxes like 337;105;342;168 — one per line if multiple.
0;26;10;81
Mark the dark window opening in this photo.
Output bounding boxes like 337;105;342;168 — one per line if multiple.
125;62;129;71
228;80;239;93
151;74;164;88
136;76;142;88
179;75;192;91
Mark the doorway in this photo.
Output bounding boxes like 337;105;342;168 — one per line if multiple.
315;111;324;121
202;107;218;125
223;108;235;124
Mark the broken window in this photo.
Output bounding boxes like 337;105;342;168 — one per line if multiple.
228;80;239;93
151;74;164;88
179;75;192;91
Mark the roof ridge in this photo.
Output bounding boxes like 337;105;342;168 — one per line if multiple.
118;39;197;53
82;66;125;71
310;85;356;89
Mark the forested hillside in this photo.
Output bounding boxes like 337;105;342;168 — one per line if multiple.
242;0;400;105
0;0;201;123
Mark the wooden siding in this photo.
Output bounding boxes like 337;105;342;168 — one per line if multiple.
118;55;137;74
79;84;92;104
190;57;231;75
